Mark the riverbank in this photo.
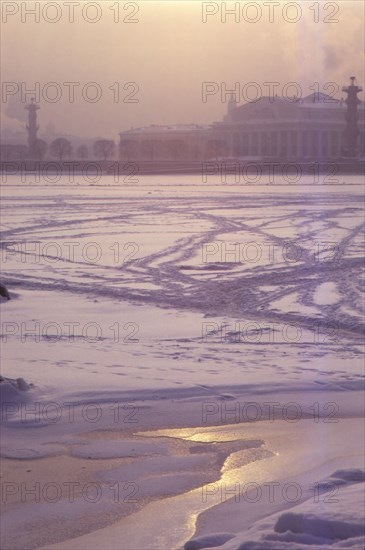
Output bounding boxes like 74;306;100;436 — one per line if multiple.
1;159;364;177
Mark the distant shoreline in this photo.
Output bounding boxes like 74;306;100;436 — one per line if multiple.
0;160;364;176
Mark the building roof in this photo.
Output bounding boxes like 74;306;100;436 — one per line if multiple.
121;124;212;135
219;93;365;125
302;92;340;104
119;88;365;136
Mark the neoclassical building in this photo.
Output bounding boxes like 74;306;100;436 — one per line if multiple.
119;90;365;161
119;123;212;161
216;92;365;159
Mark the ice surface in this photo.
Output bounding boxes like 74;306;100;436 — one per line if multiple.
314;282;341;306
1;176;364;550
70;439;168;459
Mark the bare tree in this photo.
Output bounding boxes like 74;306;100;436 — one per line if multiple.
77;145;88;160
93;140;115;160
50;138;73;161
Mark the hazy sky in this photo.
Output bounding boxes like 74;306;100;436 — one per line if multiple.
1;0;364;139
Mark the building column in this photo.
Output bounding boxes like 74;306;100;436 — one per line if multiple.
245;133;250;157
230;133;235;157
290;131;298;158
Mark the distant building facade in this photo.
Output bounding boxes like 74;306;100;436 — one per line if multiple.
119;90;365;161
119;124;212;161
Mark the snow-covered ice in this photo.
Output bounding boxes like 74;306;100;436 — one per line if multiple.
0;175;364;549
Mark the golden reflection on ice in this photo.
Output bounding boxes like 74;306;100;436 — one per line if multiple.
137;421;281;548
138;423;259;442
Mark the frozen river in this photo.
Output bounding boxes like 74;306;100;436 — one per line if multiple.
1;175;364;399
1;175;364;550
